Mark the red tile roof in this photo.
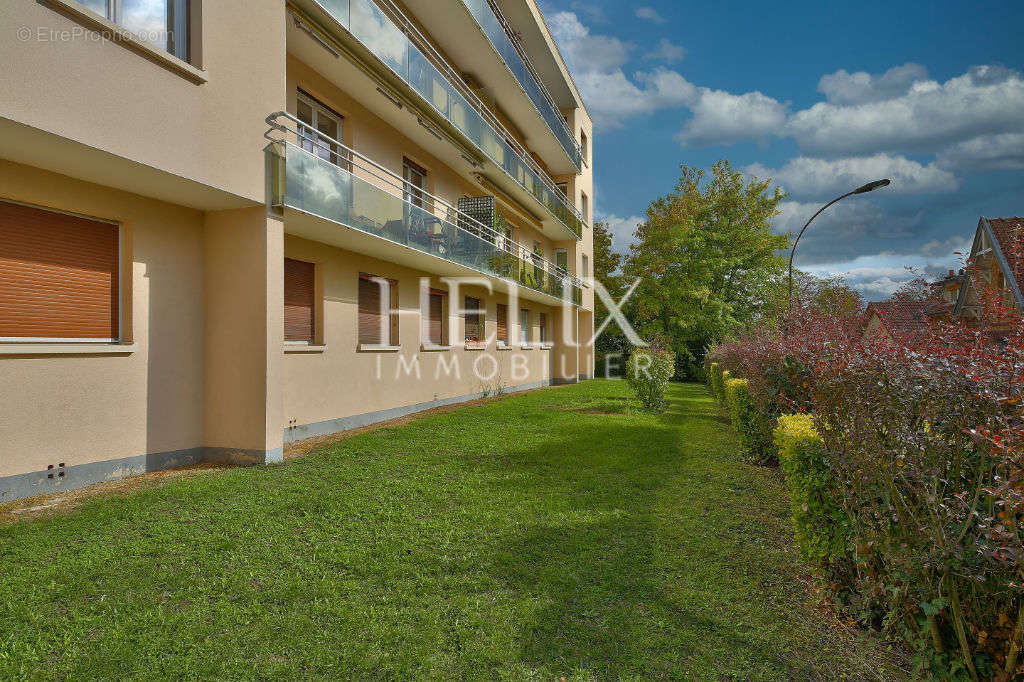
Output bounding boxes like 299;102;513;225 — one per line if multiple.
987;217;1024;296
864;300;952;338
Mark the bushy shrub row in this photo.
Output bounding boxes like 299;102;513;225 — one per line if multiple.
707;262;1024;679
725;378;776;465
773;415;849;576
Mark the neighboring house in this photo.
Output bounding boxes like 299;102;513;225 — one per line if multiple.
861;301;951;343
0;0;596;501
954;217;1024;318
931;269;966;306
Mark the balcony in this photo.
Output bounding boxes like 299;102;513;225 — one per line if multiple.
266;113;583;307
456;0;582;170
290;0;584;241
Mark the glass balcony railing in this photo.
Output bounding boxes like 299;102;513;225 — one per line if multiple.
305;0;584;240
458;0;583;170
266;114;583;306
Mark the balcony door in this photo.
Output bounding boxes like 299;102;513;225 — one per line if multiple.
297;90;344;166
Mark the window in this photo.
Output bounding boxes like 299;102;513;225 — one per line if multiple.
284;258;315;343
464;296;483;344
403;158;428;209
496;303;509;345
75;0;191;61
539;313;548;344
297;90;344;166
582;254;589;282
358;273;398;346
580;192;589;223
426;288;447;346
580;130;588;164
554;248;568;272
0;200;120;342
520;309;531;346
556;182;568;198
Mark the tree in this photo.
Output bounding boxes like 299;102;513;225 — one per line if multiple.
592;221;629;376
623;161;789;378
890;276;937;302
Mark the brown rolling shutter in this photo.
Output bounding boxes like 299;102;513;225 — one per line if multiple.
0;200;119;340
284;258;315;342
358;274;385;345
464;296;482;342
496;303;508;344
428;290;445;345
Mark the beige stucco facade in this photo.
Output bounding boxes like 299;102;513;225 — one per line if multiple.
0;0;595;501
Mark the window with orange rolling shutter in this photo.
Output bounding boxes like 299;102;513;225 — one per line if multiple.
427;289;446;345
0;200;119;341
359;273;398;346
284;258;315;343
496;303;508;344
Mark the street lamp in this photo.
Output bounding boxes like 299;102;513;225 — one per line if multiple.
787;179;891;314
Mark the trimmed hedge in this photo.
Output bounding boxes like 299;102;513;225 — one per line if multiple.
708;362;723;402
725;378;777;465
773;415;850;572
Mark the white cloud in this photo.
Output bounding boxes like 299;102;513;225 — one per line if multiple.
601;214;645;254
644;38;685;64
745;154;958;198
936;132;1024;172
788;65;1024;156
635;7;666;24
802;255;959;301
548;12;697;130
547;11;631;72
817;63;929;105
567;0;607;23
677;89;787;147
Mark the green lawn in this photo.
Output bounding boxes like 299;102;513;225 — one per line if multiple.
0;381;905;680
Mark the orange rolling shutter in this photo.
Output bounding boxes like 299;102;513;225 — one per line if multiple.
0;200;119;340
284;258;315;342
464;296;482;342
428;289;445;345
496;303;508;344
359;273;397;345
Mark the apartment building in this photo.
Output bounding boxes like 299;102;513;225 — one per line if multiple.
0;0;595;501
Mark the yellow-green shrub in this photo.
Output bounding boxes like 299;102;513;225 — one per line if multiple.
774;414;850;571
725;378;776;465
709;362;723;401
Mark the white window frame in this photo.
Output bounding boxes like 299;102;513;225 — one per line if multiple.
77;0;190;61
297;90;345;167
519;308;531;346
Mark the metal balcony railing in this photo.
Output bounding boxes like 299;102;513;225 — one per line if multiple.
299;0;585;240
459;0;584;169
266;112;583;306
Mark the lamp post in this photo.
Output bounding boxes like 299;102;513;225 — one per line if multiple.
787;179;891;315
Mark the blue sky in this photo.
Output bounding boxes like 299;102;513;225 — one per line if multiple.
539;0;1024;299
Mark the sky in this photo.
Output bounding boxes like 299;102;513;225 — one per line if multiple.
538;0;1024;299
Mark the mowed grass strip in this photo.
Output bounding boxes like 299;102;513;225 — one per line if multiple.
0;381;906;680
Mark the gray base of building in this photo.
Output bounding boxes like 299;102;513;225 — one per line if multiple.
284;379;551;444
1;380;557;504
0;446;282;504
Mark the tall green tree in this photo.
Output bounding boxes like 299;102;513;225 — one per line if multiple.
623;161;789;377
592;221;629;375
